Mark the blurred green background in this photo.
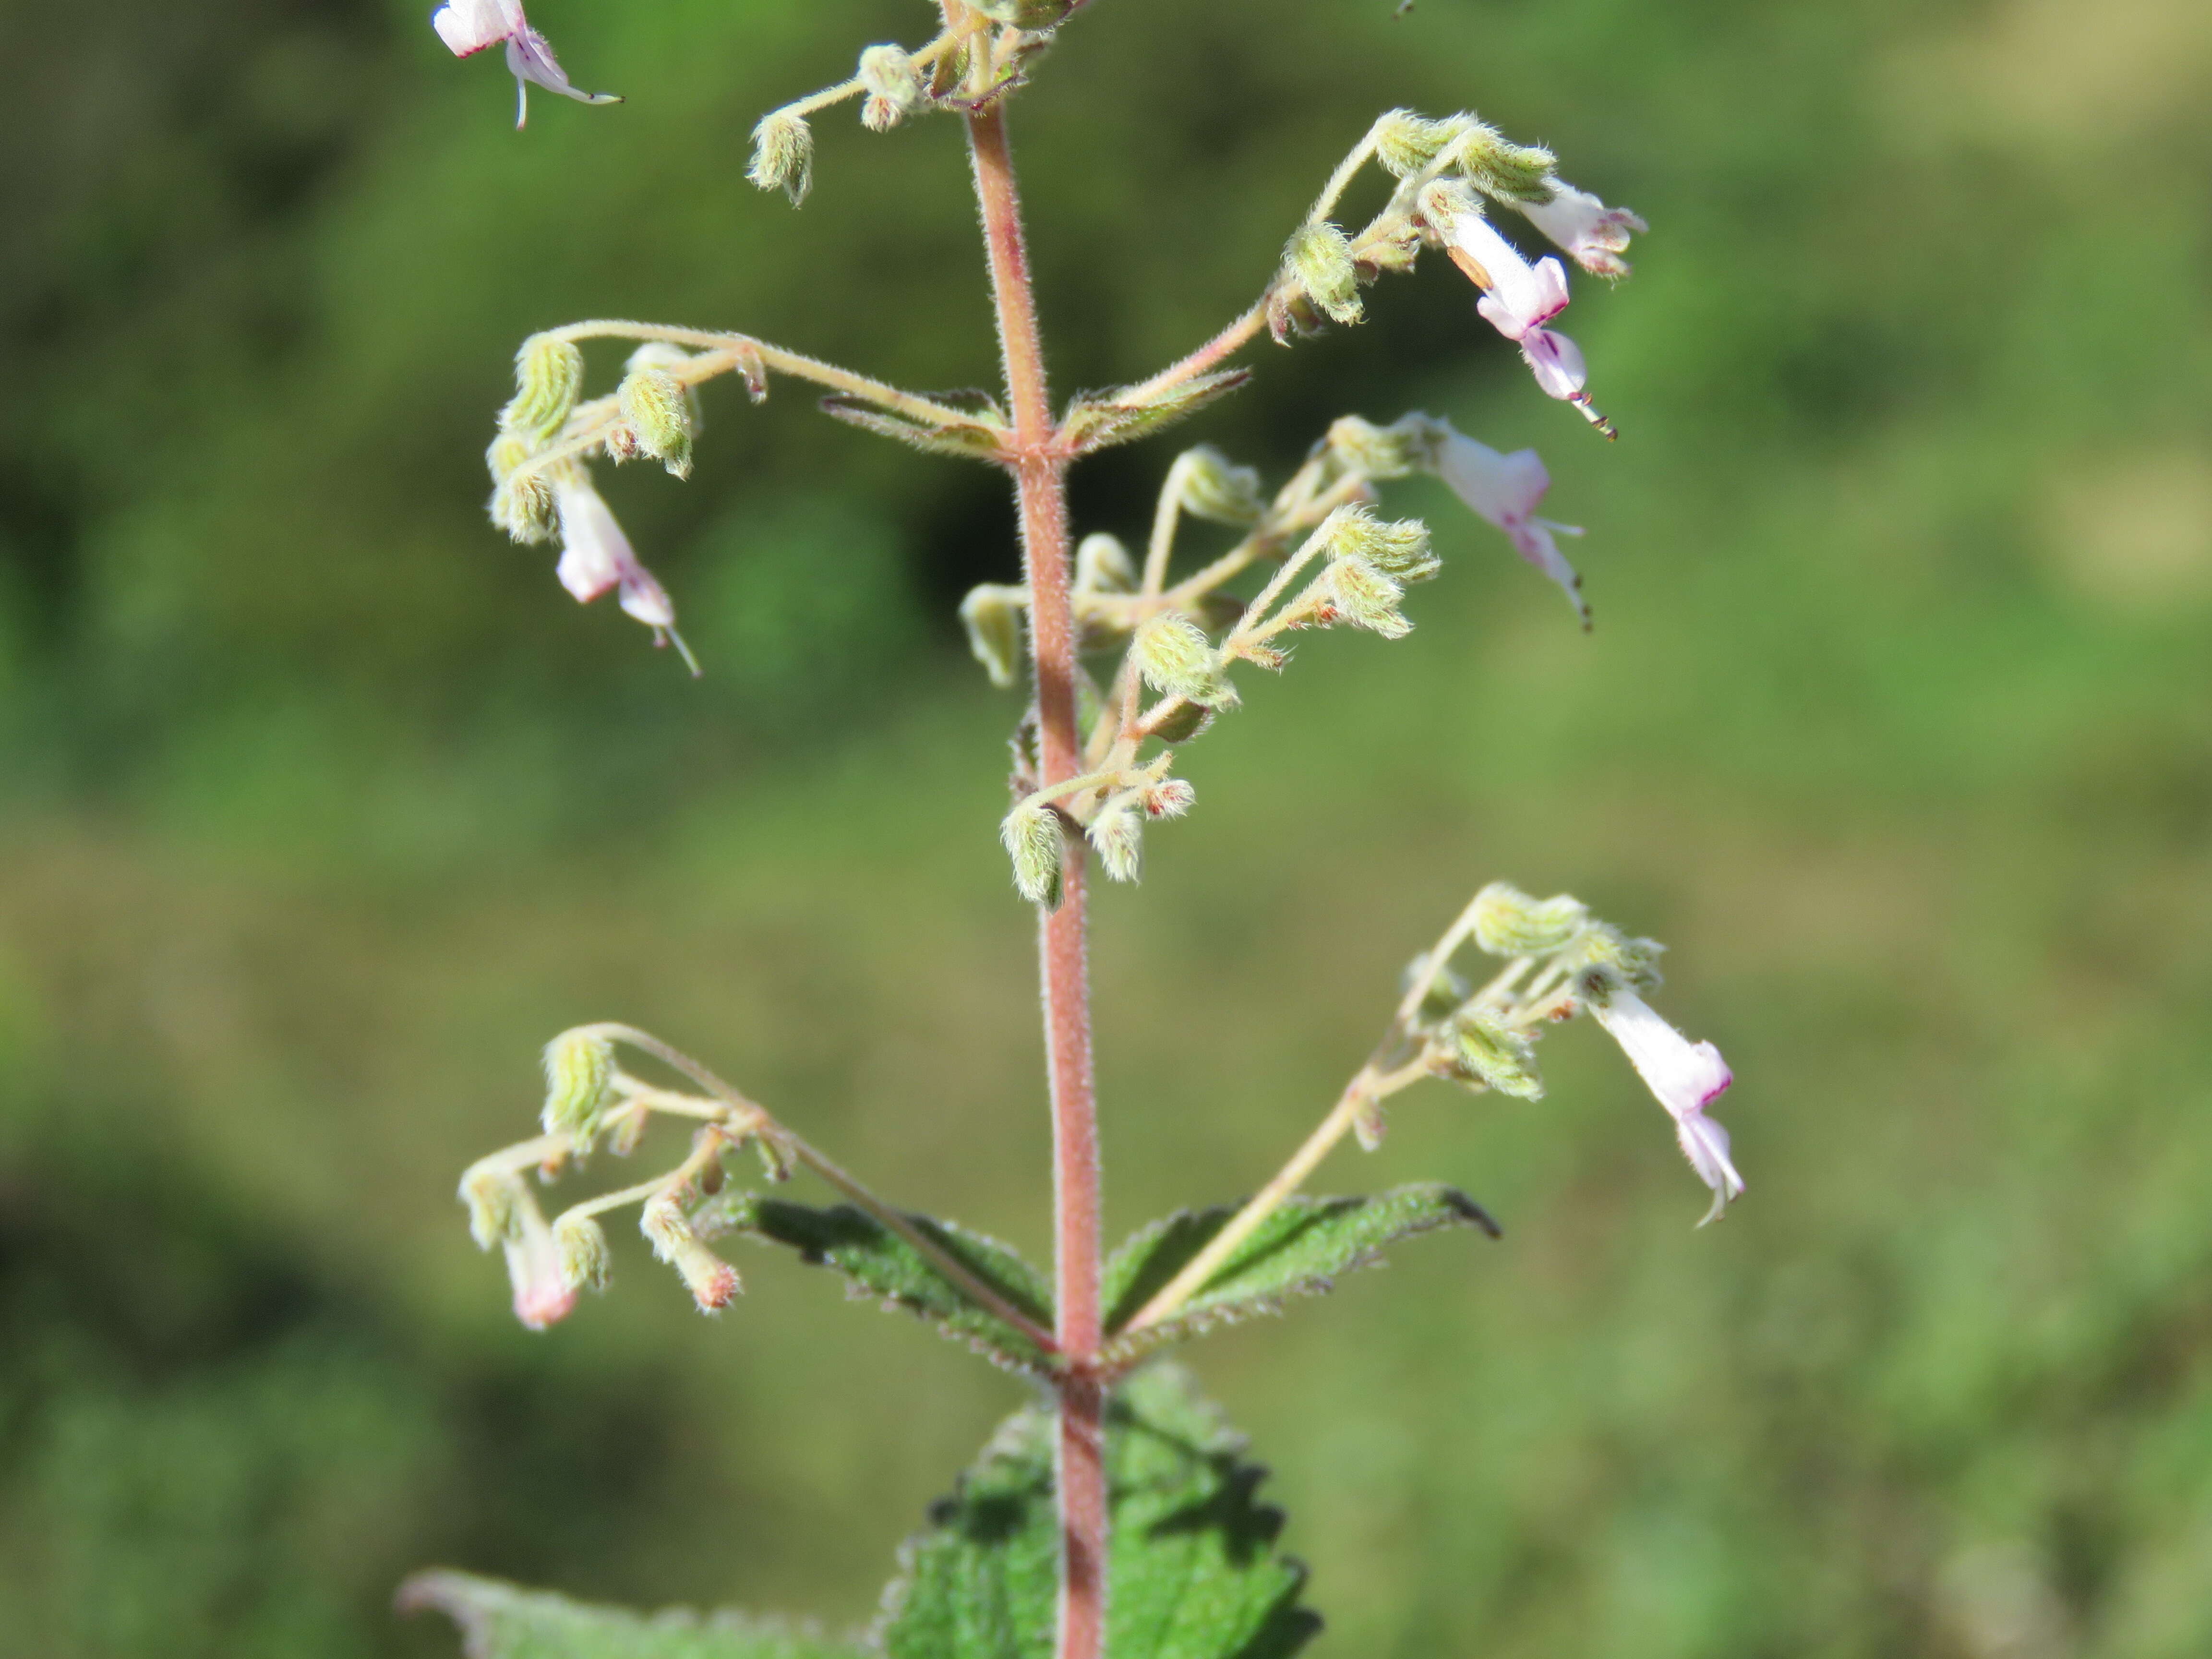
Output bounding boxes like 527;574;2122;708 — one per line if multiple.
3;0;2210;1654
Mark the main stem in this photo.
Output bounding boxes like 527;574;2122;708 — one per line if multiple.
967;102;1107;1659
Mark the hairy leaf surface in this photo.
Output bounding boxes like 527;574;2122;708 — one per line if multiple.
879;1365;1318;1659
400;1572;866;1659
709;1193;1055;1372
1100;1183;1498;1361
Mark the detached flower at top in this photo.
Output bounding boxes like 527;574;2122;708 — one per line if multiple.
1432;425;1590;627
431;0;621;129
1433;195;1613;436
1586;981;1743;1226
1516;182;1647;280
553;473;699;673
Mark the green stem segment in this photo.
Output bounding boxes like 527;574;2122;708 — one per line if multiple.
965;102;1108;1659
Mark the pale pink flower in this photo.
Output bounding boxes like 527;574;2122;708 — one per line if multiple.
1442;208;1603;421
1587;984;1743;1225
503;1198;578;1329
552;476;700;671
1432;426;1589;627
1517;182;1647;280
430;0;620;129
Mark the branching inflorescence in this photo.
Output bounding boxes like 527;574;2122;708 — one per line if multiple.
415;7;1741;1659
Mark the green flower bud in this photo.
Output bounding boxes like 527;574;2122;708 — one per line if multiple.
460;1168;525;1250
1329;505;1437;581
747;109;814;205
1375;109;1476;179
1178;446;1266;525
503;335;584;441
1326;414;1439;481
1283;222;1362;324
1323;555;1411;638
1075;532;1137;595
489;469;558;545
1147;700;1212;745
541;1028;616;1140
1456;126;1558;204
1440;1010;1545;1100
1571;921;1666;991
1086;803;1143;884
1133;613;1232;704
641;1199;742;1312
1000;800;1064;909
959;583;1028;689
1469;881;1591;957
616;366;695;478
554;1212;613;1293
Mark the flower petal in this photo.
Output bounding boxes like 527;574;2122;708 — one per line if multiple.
1519;328;1588;401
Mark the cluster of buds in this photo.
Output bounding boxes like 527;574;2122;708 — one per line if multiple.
456;1027;788;1326
430;0;621;128
1395;883;1743;1224
482;329;759;672
965;411;1599;903
745;5;1077;205
1274;108;1644;436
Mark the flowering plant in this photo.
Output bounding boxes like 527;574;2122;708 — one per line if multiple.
404;6;1740;1658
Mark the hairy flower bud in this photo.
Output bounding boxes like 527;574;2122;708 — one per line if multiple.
490;467;559;544
554;1211;613;1293
503;335;584;440
1439;1009;1545;1099
541;1028;616;1140
1133;613;1231;704
1178;446;1266;525
748;109;814;204
1283;223;1362;324
1075;532;1137;595
1455;126;1558;203
1470;881;1591;956
642;1198;742;1311
1572;922;1666;991
461;1167;526;1250
858;44;923;132
1326;415;1434;481
1087;803;1143;884
1375;109;1476;178
1323;555;1411;638
1330;505;1437;582
1144;777;1195;818
960;583;1028;689
1000;800;1064;909
616;365;695;478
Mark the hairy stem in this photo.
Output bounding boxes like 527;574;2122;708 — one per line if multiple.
1118;299;1271;406
967;102;1106;1659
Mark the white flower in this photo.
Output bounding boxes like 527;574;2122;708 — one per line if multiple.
1432;426;1590;626
430;0;620;128
1517;182;1647;279
1441;205;1603;419
552;475;698;670
1587;983;1744;1226
502;1194;579;1329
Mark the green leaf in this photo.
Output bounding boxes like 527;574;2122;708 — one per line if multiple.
1060;371;1251;456
398;1572;865;1659
879;1365;1319;1659
818;396;1010;463
1100;1183;1499;1362
709;1193;1056;1373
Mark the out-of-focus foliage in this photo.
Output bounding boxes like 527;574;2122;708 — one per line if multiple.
2;0;2210;1657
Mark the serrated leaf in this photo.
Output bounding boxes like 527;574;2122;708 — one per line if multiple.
1099;1183;1499;1362
820;396;1010;462
398;1571;866;1659
715;1194;1055;1372
878;1365;1318;1659
1060;371;1250;456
